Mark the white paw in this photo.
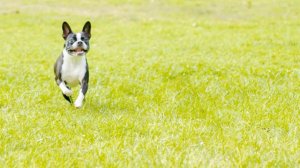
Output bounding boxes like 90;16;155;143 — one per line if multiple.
74;99;83;108
63;89;73;96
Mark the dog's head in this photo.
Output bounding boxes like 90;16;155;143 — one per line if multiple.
62;21;91;56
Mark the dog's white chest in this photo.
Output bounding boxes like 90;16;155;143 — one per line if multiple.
61;52;86;87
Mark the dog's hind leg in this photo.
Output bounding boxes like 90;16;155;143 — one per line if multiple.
62;93;73;104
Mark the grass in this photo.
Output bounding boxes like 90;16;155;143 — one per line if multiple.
1;0;300;167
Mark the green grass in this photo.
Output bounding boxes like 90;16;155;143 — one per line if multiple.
1;0;300;167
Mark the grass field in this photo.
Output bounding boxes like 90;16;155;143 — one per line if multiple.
1;0;300;167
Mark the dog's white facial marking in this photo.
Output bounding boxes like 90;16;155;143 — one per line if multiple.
72;33;87;51
76;33;81;42
59;82;73;96
67;33;88;56
74;33;81;49
74;89;85;108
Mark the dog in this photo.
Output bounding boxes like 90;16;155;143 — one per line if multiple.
54;21;91;108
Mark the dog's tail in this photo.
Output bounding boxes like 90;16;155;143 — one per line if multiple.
62;93;73;104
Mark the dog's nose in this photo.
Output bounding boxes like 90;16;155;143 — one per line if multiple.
78;41;83;46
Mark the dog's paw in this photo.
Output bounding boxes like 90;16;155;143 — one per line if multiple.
74;99;83;108
63;89;73;96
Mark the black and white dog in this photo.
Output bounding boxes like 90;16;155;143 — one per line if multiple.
54;21;91;108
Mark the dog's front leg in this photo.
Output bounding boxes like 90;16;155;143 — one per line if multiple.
59;81;73;96
74;73;88;108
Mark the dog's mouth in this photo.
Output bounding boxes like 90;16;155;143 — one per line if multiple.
68;48;87;55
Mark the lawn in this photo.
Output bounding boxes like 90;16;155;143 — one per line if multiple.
1;0;300;167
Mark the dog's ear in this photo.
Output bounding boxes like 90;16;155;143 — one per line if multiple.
82;21;91;39
62;22;72;40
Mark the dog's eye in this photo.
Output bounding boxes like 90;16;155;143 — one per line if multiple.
73;36;77;41
81;37;84;41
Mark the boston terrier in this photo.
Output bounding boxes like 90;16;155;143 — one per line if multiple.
54;21;91;108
